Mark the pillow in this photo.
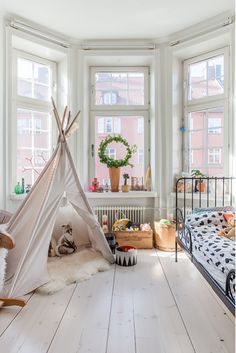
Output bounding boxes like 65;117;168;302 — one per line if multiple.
186;211;226;227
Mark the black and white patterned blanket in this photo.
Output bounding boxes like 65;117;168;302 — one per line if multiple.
185;211;235;286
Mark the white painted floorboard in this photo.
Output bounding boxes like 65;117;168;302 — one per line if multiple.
0;250;234;353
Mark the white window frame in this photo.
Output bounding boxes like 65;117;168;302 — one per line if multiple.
89;66;150;184
183;47;229;174
90;66;149;110
11;49;57;186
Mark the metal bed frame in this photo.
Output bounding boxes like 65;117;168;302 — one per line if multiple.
175;176;235;315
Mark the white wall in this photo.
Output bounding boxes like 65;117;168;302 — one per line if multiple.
0;13;4;209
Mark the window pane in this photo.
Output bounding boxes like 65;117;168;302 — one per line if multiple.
188;55;224;100
188;107;224;176
189;61;207;100
208;56;224;96
17;108;52;185
94;71;145;106
17;58;51;101
95;115;145;186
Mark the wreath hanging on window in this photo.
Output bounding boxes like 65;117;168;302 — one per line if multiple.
98;135;137;168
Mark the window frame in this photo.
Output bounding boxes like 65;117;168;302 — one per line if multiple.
89;66;150;185
11;49;57;186
90;66;149;111
183;47;229;175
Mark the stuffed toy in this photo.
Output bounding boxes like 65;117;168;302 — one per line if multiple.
113;218;129;231
140;223;152;231
55;223;77;256
218;215;235;241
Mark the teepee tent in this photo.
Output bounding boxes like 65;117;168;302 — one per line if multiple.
1;100;114;297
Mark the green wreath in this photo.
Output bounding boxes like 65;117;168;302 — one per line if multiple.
98;135;137;168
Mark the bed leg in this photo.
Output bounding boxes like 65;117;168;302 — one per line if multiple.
175;240;178;262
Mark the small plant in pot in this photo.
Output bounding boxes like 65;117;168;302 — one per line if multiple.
191;169;206;192
122;173;130;192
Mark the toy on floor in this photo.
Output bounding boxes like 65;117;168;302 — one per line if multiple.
140;223;152;231
55;223;77;256
102;215;109;233
218;214;235;240
113;218;129;231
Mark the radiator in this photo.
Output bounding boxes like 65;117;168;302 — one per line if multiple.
93;206;145;231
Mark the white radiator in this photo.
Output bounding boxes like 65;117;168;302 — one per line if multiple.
93;206;145;231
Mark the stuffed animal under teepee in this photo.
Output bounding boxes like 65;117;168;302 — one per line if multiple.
55;223;77;256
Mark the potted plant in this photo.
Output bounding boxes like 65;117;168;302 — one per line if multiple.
98;135;137;192
191;169;206;192
121;173;130;192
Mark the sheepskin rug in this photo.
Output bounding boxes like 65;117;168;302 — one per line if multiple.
36;248;111;295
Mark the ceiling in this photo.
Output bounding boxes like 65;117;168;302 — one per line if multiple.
1;0;235;41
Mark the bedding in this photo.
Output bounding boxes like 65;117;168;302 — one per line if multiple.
185;211;235;289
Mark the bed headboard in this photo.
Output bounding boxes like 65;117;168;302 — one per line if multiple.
175;177;235;221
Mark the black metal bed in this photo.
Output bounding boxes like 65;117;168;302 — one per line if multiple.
175;176;235;315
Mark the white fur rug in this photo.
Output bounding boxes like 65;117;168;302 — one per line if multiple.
36;248;111;295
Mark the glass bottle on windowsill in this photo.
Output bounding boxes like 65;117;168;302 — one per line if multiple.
14;182;23;194
21;178;25;193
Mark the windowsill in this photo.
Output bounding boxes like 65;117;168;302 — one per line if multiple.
10;190;157;201
86;191;157;199
10;193;28;201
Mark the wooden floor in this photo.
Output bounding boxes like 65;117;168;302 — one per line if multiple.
0;250;235;353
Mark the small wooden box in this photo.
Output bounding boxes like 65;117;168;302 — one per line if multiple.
114;230;153;249
154;221;181;251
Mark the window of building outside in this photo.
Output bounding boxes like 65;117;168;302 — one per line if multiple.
208;147;222;164
13;50;56;187
90;67;149;188
183;48;228;176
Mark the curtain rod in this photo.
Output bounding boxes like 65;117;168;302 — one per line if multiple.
169;16;234;47
9;19;70;49
81;42;155;50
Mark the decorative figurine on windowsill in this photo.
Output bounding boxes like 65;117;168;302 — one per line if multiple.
121;173;130;192
25;184;31;193
92;177;99;192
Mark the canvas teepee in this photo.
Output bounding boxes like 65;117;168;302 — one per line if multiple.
1;100;115;297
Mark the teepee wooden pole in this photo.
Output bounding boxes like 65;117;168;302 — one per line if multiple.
65;110;80;136
65;111;71;130
51;98;63;139
61;106;68;131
